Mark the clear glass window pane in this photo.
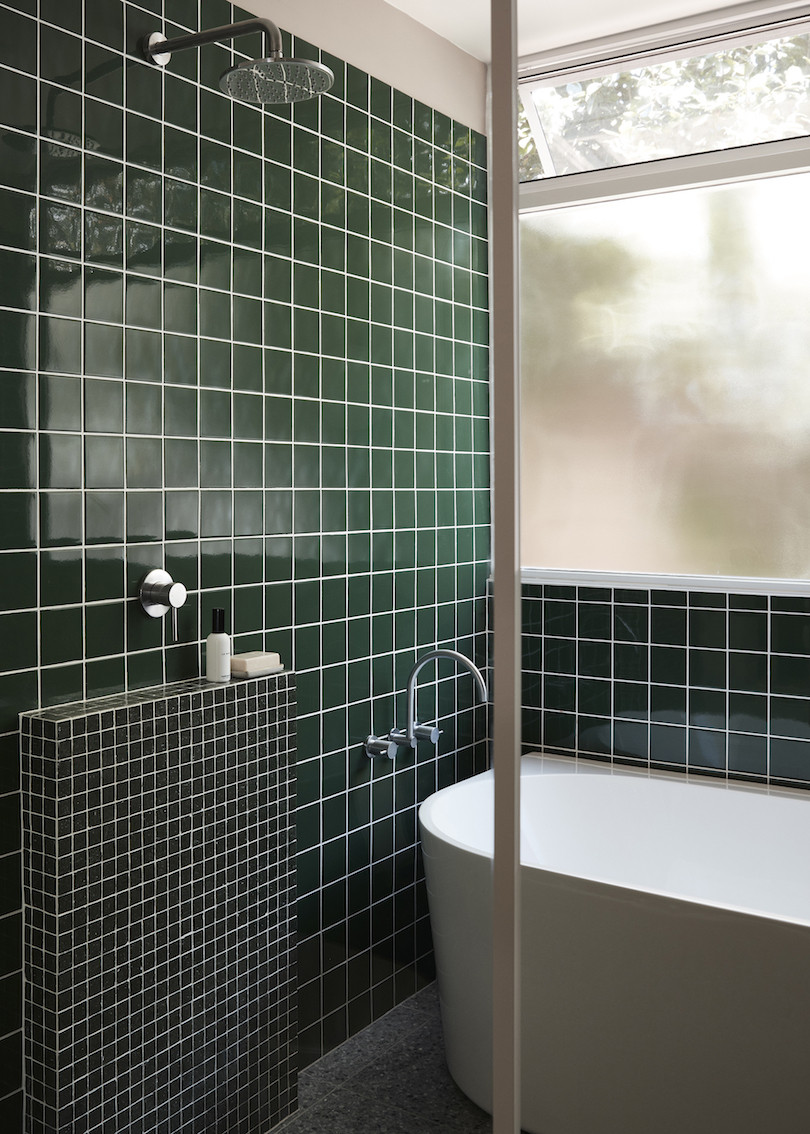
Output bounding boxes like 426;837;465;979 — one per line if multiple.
520;172;810;578
521;31;810;180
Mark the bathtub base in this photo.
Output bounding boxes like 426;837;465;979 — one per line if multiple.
420;760;810;1134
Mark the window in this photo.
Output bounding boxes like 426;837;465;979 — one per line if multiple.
518;14;810;585
519;26;810;181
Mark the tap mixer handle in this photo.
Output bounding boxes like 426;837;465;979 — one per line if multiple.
139;569;188;642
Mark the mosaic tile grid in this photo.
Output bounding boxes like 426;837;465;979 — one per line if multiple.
521;583;810;787
21;674;297;1134
0;0;491;1119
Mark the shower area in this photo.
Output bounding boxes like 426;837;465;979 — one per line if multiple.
0;0;491;1129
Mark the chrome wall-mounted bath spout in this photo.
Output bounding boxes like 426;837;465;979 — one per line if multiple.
141;18;334;104
365;649;488;759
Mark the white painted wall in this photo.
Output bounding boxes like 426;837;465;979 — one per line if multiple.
245;0;487;132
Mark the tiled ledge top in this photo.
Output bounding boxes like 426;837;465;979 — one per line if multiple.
20;672;295;726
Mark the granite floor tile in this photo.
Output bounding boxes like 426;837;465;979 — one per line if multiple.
353;1016;492;1132
298;1002;430;1107
277;1083;485;1133
278;983;496;1133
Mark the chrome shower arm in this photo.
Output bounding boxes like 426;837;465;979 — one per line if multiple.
405;649;488;746
142;18;283;65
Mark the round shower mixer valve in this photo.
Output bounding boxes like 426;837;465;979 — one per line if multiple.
139;569;188;643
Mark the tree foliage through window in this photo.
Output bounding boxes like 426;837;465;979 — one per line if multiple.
520;30;810;179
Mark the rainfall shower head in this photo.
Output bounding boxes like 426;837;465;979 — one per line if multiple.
141;17;334;105
220;56;334;104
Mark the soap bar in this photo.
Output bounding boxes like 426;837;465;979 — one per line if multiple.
230;651;283;677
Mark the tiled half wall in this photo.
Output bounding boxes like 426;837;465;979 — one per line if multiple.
522;582;810;786
0;0;490;1122
20;675;297;1134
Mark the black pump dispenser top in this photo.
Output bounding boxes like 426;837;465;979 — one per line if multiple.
212;608;225;634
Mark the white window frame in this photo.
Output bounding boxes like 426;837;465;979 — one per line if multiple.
517;1;810;595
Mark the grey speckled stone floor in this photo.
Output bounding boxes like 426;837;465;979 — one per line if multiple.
275;984;496;1133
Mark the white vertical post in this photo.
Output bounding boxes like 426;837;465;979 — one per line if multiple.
489;1;521;1133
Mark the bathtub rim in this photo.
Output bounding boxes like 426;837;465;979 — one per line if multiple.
418;750;810;929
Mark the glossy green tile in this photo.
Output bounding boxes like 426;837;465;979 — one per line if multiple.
162;385;196;438
0;550;36;612
233;536;263;585
726;691;765;734
126;491;163;542
771;653;810;697
83;601;124;659
126;220;161;274
84;42;123;106
686;727;725;770
84;323;123;379
233;198;262;249
125;166;162;225
200;491;232;538
0;246;33;313
38;199;82;259
169;179;203;233
688;648;724;689
126;328;162;381
164;229;197;283
771;612;810;655
232;344;261;392
650;645;686;686
234;490;262;536
198;339;231;388
39;491;81;547
84;98;123;161
233;100;262;155
39;23;80;87
164;490;199;540
83;547;122;605
200;389;231;438
228;295;257;345
233;247;262;297
85;490;124;544
770;695;810;741
199;440;231;489
689;687;726;729
232;392;262;441
200;138;230;193
0;63;34;135
689;607;726;648
39;434;80;490
85;436;124;488
725;732;766;777
0;128;35;196
199;88;229;145
649;723;686;765
162;126;196;183
124;380;160;435
123;436;161;489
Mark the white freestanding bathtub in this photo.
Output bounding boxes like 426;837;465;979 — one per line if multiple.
419;754;810;1134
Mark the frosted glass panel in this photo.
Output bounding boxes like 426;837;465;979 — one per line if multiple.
520;173;810;578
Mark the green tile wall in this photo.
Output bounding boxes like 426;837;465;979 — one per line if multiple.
522;584;810;788
0;0;490;1120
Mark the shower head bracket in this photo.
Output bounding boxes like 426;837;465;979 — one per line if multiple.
141;17;284;69
142;31;172;67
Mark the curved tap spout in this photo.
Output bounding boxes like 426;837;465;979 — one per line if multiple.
406;649;488;746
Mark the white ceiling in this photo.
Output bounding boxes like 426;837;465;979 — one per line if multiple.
384;0;752;62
